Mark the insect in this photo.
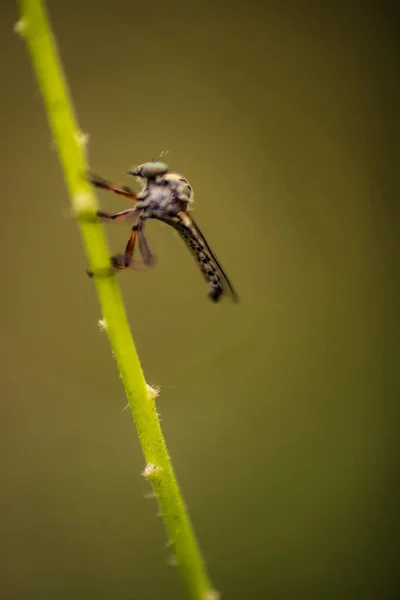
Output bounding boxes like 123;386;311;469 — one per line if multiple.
87;160;238;303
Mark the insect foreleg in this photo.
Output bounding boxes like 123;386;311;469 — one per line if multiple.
88;172;138;201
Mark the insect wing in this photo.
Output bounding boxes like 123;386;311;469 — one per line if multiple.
138;227;157;267
184;213;239;302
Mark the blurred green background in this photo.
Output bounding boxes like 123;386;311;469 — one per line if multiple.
0;1;397;599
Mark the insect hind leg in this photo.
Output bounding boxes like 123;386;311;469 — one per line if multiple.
87;220;154;278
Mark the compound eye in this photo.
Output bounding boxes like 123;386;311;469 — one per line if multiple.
144;161;168;178
127;161;168;179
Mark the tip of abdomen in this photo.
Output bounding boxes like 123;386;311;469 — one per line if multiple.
208;284;224;302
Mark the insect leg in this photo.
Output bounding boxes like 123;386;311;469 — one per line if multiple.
88;172;138;201
111;227;138;269
110;217;152;270
87;225;140;277
97;208;138;221
87;223;144;277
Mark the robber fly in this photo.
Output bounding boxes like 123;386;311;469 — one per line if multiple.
87;160;238;303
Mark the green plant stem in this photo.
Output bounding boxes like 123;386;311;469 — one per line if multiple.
17;2;216;599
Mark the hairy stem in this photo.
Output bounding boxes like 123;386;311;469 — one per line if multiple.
17;2;216;598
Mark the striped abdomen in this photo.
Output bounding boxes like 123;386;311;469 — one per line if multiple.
167;213;224;302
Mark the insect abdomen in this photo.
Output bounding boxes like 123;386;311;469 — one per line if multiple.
172;219;224;302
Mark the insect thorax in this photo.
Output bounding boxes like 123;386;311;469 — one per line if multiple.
137;172;194;219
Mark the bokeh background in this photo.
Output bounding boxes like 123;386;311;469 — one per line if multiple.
0;1;398;599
